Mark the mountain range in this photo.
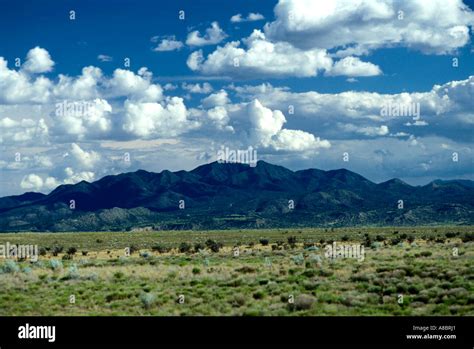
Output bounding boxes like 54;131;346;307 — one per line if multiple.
0;161;473;231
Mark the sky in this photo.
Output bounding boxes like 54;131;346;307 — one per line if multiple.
0;0;473;196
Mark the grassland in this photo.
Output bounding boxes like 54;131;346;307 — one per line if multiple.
0;226;472;316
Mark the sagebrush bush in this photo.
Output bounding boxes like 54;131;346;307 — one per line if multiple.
2;260;20;273
140;292;156;309
49;259;63;271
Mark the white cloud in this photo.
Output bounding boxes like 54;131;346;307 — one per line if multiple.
19;168;95;192
340;123;389;136
20;174;44;190
107;67;163;102
188;30;332;78
182;82;213;94
326;56;382;77
51;98;112;139
207;106;233;131
97;54;113;62
0;58;52;104
22;47;55;73
247;99;330;151
265;0;474;54
153;37;184;52
0;117;49;144
231;12;265;23
201;90;230;108
122;97;198;138
70;143;101;169
232;76;474;143
186;22;227;46
163;83;178;91
53;66;102;100
64;167;95;184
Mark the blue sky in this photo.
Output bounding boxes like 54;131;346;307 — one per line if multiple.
0;0;473;196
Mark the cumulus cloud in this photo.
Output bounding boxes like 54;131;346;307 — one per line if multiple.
70;143;101;169
186;22;227;46
247;99;330;151
0;58;52;104
20;173;58;191
188;30;332;78
20;174;45;190
22;47;55;73
201;90;230;108
51;98;112;139
63;167;95;184
106;67;162;102
231;12;265;23
122;97;199;138
326;56;382;77
53;66;102;100
0;117;49;144
207;106;233;131
232;76;474;143
265;0;474;54
153;36;184;52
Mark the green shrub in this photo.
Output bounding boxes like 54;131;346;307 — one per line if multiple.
151;244;169;253
66;247;77;255
52;245;63;256
179;242;192;253
287;236;297;245
193;243;205;252
293;294;315;311
62;254;72;260
253;290;265;300
231;294;246;307
205;239;222;253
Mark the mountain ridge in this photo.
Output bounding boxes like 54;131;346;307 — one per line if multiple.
0;161;473;231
